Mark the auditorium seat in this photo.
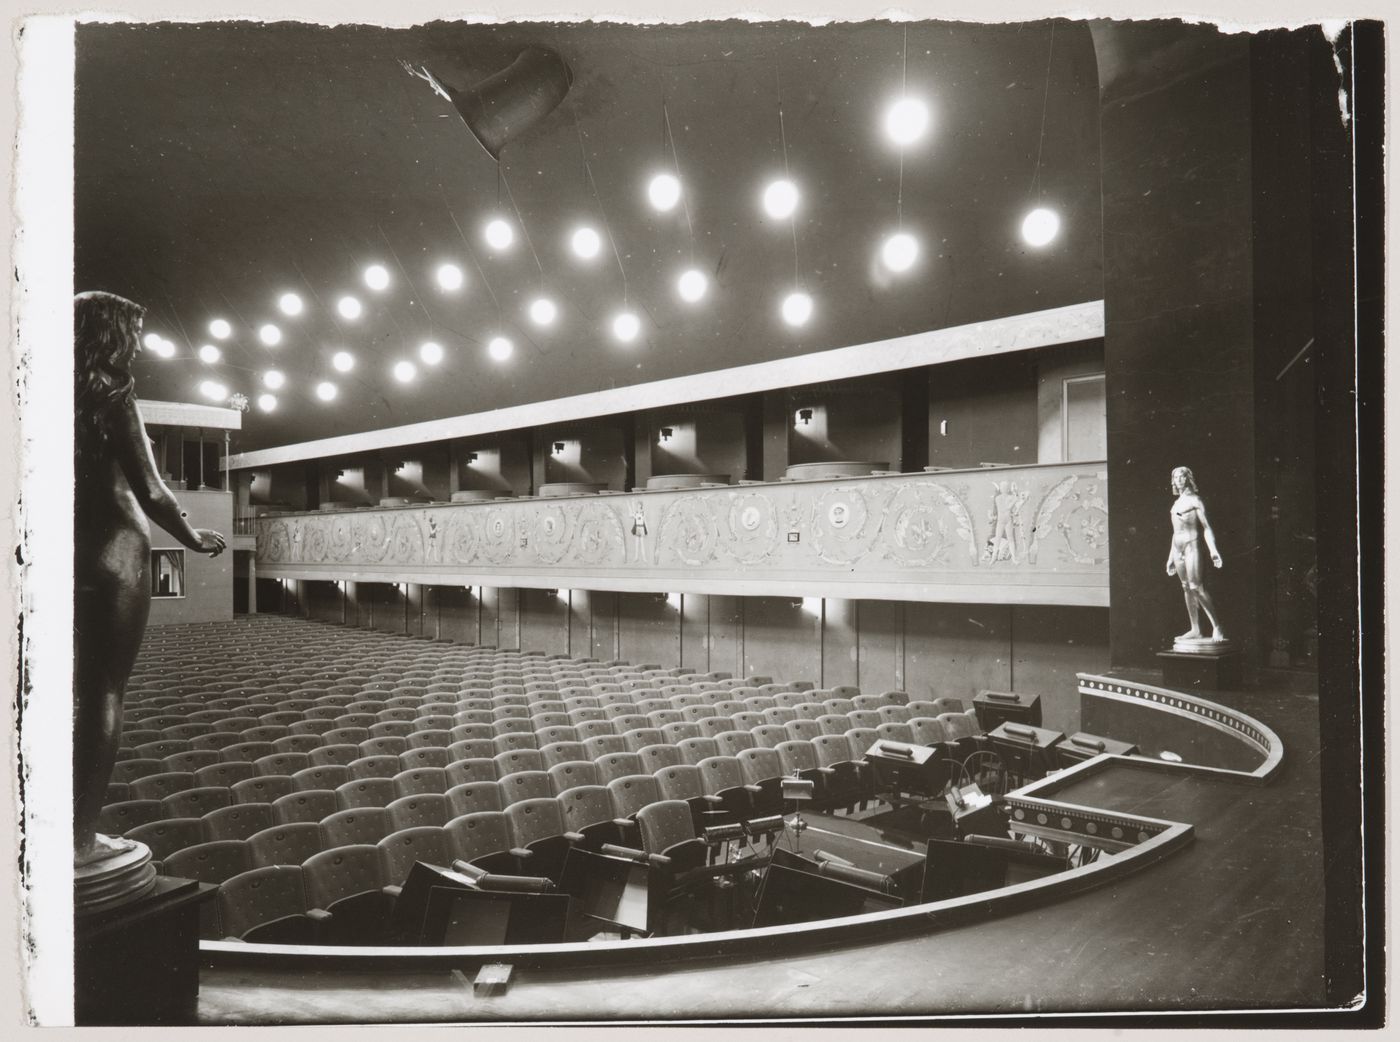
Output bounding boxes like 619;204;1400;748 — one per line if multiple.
446;739;495;763
905;700;941;718
335;777;396;810
321;808;392;848
784;720;824;742
662;722;703;745
574;720;616;741
731;711;765;732
306;744;359;768
347;755;401;781
622;727;665;753
810;734;865;808
693;716;734;739
735;747;785;816
446;781;505;818
583;735;628;759
498;770;554;806
696;756;760;820
130;771;195;802
546;760;599;794
302;845;395;946
254;752;312;778
540;741;589;769
751;725;789;749
931;697;967;715
654;764;716;830
359;736;409;758
637;744;684;773
492;732;540;754
273;735;324;755
378;827;455;893
133;740;187;761
288;719;336;737
405;730;453;751
775;741;835;805
606;774;662;837
165;839;254;894
222;741;277;764
191;732;245;753
386;794;451;831
444;758;497;787
200;801;273;842
323;727;371;747
636;800;706;876
292;765;349;792
876;722;916;745
937;711;982;753
556;785;621;850
218;866;323;944
493;748;545;777
248;822;326;868
909;717;951;747
594;752;644;785
273;789;339;825
161;749;221;773
492;717;534;738
675;736;718;765
679;704;719;723
504;798;572;883
392;767;449;798
608;713;650;735
824;698;858;716
111;758;165;784
126;817;204;866
443;812;517;875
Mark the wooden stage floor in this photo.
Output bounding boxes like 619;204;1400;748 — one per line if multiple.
197;677;1326;1023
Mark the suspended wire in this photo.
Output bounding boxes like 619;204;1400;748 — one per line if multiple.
1031;22;1057;200
586;161;630;305
499;168;548;287
376;224;434;328
776;70;801;287
897;26;908;229
441;194;501;321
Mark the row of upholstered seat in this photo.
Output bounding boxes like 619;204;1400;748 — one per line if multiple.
99;725;930;842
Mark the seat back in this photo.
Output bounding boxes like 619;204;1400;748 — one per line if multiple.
164;838;253;884
622;727;665;753
498;770;554;806
303;844;388;910
347;755;401;781
556;785;614;833
909;717;951;746
97;800;164;835
272;788;339;825
547;760;599;794
399;747;451;770
811;734;856;769
636;800;697;855
751;724;789;749
845;727;880;758
335;777;396;810
876;721;915;744
696;755;748;795
162;786;232;819
201;801;274;842
784;719;824;742
126;817;204;863
445;780;504;818
217;865;312;941
385;793;451;831
737;746;783;784
321;807;392;848
637;744;684;773
654;764;705;802
816;714;851;736
231;775;297;805
292;765;350;792
606;774;662;819
445;811;512;865
937;712;978;742
392;767;449;798
308;744;361;767
445;758;498;787
593;752;644;785
505;797;566;850
492;732;540;754
248;822;325;868
492;748;545;776
130;771;195;802
376;826;453;887
697;716;737;738
540;741;589;769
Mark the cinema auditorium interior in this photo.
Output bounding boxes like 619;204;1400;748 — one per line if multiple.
53;15;1378;1027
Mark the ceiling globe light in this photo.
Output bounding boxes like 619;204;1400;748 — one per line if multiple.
418;341;444;365
435;263;464;291
528;298;557;326
677;268;708;303
363;264;391;291
881;231;920;273
198;344;221;364
611;310;641;343
208;318;232;340
331;350;355;372
762;178;800;219
393;360;416;383
884;95;931;147
570;226;602;260
198;380;228;401
258;323;282;346
142;332;164;351
484;218;514;251
257;393;277;412
277;292;303;316
1021;207;1061;247
315;381;338;402
647;173;681;212
781;291;813;327
337;295;362;320
262;369;285;390
487;336;514;362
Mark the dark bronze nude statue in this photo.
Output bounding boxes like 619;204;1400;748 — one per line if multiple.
73;291;226;865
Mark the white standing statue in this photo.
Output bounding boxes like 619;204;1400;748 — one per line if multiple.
1166;466;1232;652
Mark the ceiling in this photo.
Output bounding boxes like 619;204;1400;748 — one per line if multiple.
75;19;1103;453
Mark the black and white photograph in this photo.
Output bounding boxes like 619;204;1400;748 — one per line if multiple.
6;3;1384;1028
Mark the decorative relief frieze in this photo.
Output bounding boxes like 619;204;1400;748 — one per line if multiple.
257;463;1107;602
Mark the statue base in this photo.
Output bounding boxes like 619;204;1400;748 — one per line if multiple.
1157;645;1242;691
75;839;157;914
75;874;217;1025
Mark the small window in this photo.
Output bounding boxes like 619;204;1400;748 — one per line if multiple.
151;549;186;598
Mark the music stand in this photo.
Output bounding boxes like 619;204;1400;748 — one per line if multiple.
558;847;652;938
973;689;1043;731
421;886;570;946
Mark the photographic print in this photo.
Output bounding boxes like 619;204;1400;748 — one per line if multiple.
10;5;1382;1028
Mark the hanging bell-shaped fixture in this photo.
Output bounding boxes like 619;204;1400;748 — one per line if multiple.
427;47;573;161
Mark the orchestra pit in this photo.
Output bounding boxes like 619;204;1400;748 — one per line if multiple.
46;13;1376;1028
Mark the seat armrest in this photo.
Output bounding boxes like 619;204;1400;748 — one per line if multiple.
509;847;533;860
612;817;635;828
647;852;673;867
702;794;723;804
382;884;402;898
562;831;586;845
817;766;836;775
306;908;332;923
743;784;763;793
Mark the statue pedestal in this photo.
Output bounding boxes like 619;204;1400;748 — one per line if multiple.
1156;646;1242;691
75;875;217;1025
